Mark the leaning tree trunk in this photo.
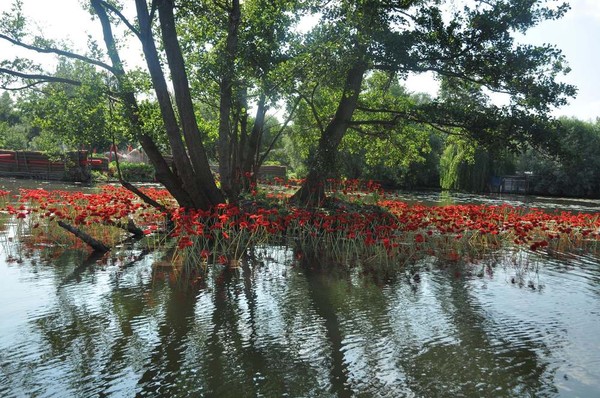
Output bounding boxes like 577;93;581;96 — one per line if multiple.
291;62;367;206
109;0;225;210
91;0;196;208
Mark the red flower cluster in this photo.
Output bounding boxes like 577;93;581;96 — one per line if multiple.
2;185;173;249
3;180;600;265
9;186;172;226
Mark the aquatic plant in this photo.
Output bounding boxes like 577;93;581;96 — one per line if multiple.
2;181;600;272
0;189;9;209
2;185;172;251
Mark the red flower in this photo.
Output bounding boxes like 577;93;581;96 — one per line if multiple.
177;237;193;249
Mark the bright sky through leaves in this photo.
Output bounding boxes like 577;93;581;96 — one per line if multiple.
1;0;598;121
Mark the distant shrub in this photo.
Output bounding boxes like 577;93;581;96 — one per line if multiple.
109;161;155;182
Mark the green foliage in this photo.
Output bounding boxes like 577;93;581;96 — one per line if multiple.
440;137;492;192
0;92;19;124
109;161;155;183
0;0;580;205
274;134;306;178
365;132;444;189
0;91;34;149
21;60;126;151
0;121;28;149
90;170;109;183
343;72;433;170
137;99;169;149
287;71;440;185
518;118;600;197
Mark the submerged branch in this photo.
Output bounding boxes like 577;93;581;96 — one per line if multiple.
57;221;111;253
103;218;145;239
120;180;168;213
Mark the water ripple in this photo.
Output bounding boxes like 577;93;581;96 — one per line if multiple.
1;242;600;396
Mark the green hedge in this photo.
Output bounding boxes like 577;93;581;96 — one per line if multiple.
109;161;155;182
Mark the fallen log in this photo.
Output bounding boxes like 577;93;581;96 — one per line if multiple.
57;220;110;253
120;180;167;213
103;218;145;239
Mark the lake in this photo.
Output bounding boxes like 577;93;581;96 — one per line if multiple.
1;180;599;397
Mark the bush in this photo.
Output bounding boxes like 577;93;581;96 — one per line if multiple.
109;161;155;182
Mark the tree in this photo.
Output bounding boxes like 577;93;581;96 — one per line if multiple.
519;118;600;197
0;91;18;124
290;0;575;204
0;91;35;149
177;0;304;198
22;59;120;152
1;0;223;209
287;71;439;187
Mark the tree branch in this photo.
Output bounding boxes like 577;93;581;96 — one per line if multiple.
120;180;168;213
96;0;141;39
347;118;400;126
0;67;81;86
348;125;389;138
0;33;117;74
57;220;111;253
296;84;325;134
258;96;301;166
356;105;402;114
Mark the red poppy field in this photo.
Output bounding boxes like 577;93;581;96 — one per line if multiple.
1;180;600;271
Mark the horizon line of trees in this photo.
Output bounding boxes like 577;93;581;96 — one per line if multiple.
3;88;599;199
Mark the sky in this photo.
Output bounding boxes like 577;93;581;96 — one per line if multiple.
1;0;599;121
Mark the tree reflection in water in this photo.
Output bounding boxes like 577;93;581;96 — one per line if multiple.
0;243;598;397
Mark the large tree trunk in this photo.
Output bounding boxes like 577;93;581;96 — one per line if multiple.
291;62;367;206
130;0;225;210
91;0;195;208
156;0;224;207
217;0;241;201
241;94;267;190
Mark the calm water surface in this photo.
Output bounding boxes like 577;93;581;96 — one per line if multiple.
1;180;600;397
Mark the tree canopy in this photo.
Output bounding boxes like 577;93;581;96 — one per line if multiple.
0;0;576;207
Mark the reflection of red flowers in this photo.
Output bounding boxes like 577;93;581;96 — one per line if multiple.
447;251;460;262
